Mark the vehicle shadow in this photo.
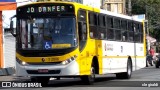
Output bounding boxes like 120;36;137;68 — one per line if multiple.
143;66;157;69
47;75;116;87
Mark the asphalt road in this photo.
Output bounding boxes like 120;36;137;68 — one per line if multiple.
0;66;160;90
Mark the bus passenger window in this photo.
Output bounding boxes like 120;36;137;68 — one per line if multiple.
129;32;134;41
90;32;93;38
122;31;128;41
101;33;104;39
122;36;126;41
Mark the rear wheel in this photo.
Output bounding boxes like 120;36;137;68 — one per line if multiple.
80;63;95;85
116;60;132;79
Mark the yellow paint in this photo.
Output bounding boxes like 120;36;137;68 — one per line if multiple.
16;48;79;63
142;20;147;56
73;3;100;75
52;44;71;48
96;40;103;74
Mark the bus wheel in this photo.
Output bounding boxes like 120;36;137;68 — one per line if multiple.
80;63;95;85
116;60;132;79
31;77;50;87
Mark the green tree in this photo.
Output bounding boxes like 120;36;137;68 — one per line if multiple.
131;0;160;41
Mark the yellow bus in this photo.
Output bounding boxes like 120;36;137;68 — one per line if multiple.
10;1;146;85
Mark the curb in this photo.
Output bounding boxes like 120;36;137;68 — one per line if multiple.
0;67;15;76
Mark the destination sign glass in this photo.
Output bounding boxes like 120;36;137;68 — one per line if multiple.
17;4;74;14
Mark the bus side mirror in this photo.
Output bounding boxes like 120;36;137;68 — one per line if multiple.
10;15;16;37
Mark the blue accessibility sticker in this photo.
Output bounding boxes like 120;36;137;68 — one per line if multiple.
43;41;52;49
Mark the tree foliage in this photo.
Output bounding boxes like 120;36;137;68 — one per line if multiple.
131;0;160;41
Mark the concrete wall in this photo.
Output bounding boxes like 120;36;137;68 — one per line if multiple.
3;33;15;68
0;33;15;75
103;0;125;14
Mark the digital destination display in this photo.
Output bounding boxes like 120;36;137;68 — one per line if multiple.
17;4;74;14
27;6;66;13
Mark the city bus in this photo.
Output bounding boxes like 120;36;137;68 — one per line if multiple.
10;1;146;85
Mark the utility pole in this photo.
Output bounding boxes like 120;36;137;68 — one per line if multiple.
128;0;132;15
101;0;104;9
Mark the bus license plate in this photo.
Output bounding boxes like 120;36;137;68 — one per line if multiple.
38;69;48;73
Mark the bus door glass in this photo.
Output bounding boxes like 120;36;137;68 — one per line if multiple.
78;9;87;51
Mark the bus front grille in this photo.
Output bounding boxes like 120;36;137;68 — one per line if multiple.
26;70;61;74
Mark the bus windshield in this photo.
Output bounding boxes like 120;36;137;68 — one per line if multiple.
18;17;77;50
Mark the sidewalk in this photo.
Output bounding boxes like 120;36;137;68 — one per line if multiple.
0;75;30;81
0;75;16;81
0;67;15;76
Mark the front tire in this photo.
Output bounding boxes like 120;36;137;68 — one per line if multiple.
80;63;95;85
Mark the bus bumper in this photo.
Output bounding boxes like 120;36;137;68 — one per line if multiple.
15;60;80;77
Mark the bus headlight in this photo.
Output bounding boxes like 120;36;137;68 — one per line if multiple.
61;57;75;65
16;58;29;66
22;61;28;65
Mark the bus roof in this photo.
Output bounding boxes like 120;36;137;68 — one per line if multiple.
17;1;143;22
100;9;143;22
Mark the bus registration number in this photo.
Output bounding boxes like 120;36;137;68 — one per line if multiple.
38;69;48;73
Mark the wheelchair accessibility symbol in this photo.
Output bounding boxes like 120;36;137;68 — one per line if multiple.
44;41;52;49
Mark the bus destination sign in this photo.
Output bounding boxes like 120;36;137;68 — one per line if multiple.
17;4;74;14
27;6;66;13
